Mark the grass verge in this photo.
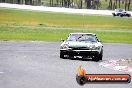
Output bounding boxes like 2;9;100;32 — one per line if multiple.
0;8;132;43
0;26;132;43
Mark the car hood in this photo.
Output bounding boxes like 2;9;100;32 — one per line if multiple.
63;41;101;48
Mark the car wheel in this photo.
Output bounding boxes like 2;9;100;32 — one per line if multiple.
60;51;66;59
127;15;131;17
92;54;99;62
99;49;103;60
120;15;123;17
68;55;74;59
117;14;120;16
112;13;116;17
99;53;103;60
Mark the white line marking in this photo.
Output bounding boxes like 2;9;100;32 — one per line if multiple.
0;72;4;74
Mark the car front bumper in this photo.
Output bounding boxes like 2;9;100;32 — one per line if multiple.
60;49;99;57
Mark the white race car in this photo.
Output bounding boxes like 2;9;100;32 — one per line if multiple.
60;33;103;61
112;8;131;17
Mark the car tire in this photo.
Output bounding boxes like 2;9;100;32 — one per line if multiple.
68;55;74;59
99;53;102;61
120;15;123;17
99;49;103;60
92;54;100;62
127;14;131;17
60;51;66;59
112;13;116;17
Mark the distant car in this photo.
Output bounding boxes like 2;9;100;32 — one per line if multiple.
112;8;131;17
60;33;103;62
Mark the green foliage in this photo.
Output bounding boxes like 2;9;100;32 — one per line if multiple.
42;0;132;10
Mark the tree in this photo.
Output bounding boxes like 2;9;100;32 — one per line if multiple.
128;0;131;11
67;0;70;7
0;0;5;2
125;0;128;10
113;0;117;9
25;0;32;5
50;0;53;6
56;0;59;6
62;0;64;7
115;0;117;9
18;0;20;4
80;0;83;9
93;0;101;9
119;0;121;8
85;0;91;9
70;0;73;7
109;0;112;9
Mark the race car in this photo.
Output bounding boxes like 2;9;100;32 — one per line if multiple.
112;8;131;17
119;11;131;17
60;33;103;61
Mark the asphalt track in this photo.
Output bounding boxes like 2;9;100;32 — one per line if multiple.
0;41;132;88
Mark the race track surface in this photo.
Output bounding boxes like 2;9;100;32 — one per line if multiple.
0;41;132;88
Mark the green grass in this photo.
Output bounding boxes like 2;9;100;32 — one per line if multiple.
0;26;132;43
0;8;132;29
0;8;132;43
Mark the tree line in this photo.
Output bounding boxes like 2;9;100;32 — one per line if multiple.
0;0;41;5
108;0;131;11
49;0;131;10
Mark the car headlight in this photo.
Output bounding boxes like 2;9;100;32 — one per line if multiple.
89;45;100;50
96;46;100;50
60;44;69;49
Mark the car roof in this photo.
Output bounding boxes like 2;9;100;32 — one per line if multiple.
116;8;124;10
69;33;96;35
115;8;125;11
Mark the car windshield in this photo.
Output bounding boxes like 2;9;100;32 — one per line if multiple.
67;34;97;42
116;9;124;12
